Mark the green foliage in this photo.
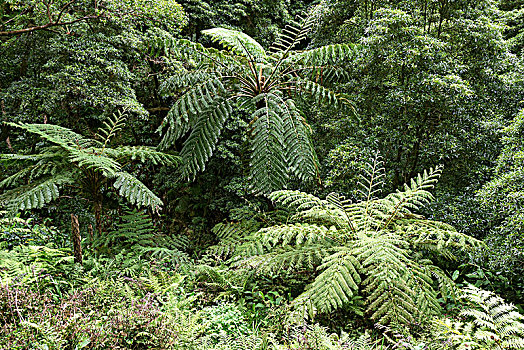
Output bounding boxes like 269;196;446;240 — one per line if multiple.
157;4;357;193
223;158;481;325
1;0;523;345
94;209;191;265
0;211;64;247
434;285;524;349
200;302;252;340
0;116;179;215
0;245;83;295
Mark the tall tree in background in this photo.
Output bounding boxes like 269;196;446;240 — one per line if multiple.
0;0;187;150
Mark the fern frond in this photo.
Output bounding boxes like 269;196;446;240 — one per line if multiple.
0;164;38;189
259;223;334;247
286;43;359;66
249;93;288;194
376;165;443;229
270;4;324;53
269;190;325;212
357;153;386;202
179;98;232;179
103;146;179;166
235;244;330;274
68;148;121;176
434;285;524;349
204;221;261;261
159;69;215;96
160;36;239;68
112;172;163;211
279;98;318;182
145;246;191;265
96;110;127;150
294;248;361;315
7;122;100;149
363;263;418;324
401;219;484;253
202;28;267;61
195;264;240;292
1;172;74;212
294;79;343;107
159;77;227;149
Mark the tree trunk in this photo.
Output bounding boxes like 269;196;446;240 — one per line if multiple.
71;214;83;264
93;198;103;236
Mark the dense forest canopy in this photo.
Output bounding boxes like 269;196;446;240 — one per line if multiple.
1;0;524;349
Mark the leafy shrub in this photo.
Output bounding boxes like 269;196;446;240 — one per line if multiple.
0;211;62;248
199;302;252;341
0;278;186;349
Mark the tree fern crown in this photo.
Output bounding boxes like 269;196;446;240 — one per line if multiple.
157;5;358;193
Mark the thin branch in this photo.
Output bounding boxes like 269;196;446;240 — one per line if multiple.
44;0;53;23
0;14;101;37
56;0;77;23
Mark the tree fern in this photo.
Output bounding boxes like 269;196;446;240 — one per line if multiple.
213;161;482;325
1;113;179;234
157;4;355;193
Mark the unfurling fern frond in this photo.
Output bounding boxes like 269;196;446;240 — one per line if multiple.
96;110;127;149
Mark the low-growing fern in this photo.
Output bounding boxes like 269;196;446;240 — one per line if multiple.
434;285;524;349
94;209;191;265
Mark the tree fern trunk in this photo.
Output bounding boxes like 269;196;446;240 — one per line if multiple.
71;214;83;264
94;199;103;236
